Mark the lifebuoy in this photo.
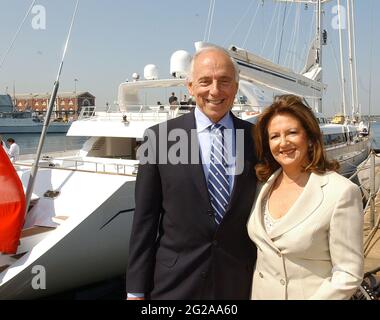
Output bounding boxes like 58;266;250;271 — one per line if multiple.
0;147;25;254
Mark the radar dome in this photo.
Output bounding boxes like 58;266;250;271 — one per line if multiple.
170;50;192;78
132;73;140;81
144;64;158;80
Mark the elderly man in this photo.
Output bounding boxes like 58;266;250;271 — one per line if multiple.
126;46;257;299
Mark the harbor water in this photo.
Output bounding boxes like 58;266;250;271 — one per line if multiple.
0;133;88;155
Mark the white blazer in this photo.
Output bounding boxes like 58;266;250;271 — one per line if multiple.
247;169;363;300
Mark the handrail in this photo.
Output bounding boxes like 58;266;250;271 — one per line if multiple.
16;157;138;177
77;103;261;120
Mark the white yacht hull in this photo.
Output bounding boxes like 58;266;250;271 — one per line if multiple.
0;166;135;299
326;139;370;176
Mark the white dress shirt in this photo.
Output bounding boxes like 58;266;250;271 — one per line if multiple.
8;142;20;162
194;107;236;193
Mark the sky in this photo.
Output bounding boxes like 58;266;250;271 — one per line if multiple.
0;0;378;117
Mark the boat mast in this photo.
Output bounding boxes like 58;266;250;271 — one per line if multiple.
346;0;356;120
337;0;347;119
315;0;323;113
275;0;329;112
350;0;359;120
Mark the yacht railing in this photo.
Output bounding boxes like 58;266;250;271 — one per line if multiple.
16;157;138;176
78;103;261;121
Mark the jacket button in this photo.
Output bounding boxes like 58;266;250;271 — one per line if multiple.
280;279;286;286
259;272;264;278
277;252;282;257
207;210;213;217
212;240;218;246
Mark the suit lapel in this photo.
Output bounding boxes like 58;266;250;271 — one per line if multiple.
269;172;329;239
253;169;282;249
223;115;254;219
226;116;248;211
181;111;211;207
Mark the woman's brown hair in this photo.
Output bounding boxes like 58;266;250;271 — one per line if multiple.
254;94;339;181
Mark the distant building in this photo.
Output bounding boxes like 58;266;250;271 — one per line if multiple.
0;94;14;113
14;91;95;118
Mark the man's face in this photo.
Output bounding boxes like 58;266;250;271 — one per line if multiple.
187;50;238;123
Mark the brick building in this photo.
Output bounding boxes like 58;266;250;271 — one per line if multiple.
14;92;95;118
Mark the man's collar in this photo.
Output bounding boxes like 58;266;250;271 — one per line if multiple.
194;107;233;132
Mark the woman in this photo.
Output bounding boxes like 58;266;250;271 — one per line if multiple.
247;94;363;300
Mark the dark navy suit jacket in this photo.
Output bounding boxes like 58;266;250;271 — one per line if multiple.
126;110;257;299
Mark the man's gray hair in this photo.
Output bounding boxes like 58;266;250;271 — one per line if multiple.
187;46;240;84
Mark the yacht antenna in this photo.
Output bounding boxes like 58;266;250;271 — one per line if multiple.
24;0;80;216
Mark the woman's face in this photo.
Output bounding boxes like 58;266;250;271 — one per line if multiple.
267;113;309;171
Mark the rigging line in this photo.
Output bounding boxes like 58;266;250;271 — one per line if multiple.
276;1;289;65
207;0;216;42
299;9;315;73
270;3;283;62
260;1;280;56
272;1;294;63
291;5;302;70
242;0;262;49
0;0;37;71
222;0;256;47
284;3;300;68
203;0;214;42
329;39;344;95
283;5;295;67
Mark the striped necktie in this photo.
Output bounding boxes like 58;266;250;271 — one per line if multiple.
207;123;231;224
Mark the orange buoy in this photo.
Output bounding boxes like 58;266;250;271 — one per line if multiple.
0;146;26;254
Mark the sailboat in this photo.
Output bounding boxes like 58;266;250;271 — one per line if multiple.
0;0;369;299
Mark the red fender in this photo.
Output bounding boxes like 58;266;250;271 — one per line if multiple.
0;147;26;254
